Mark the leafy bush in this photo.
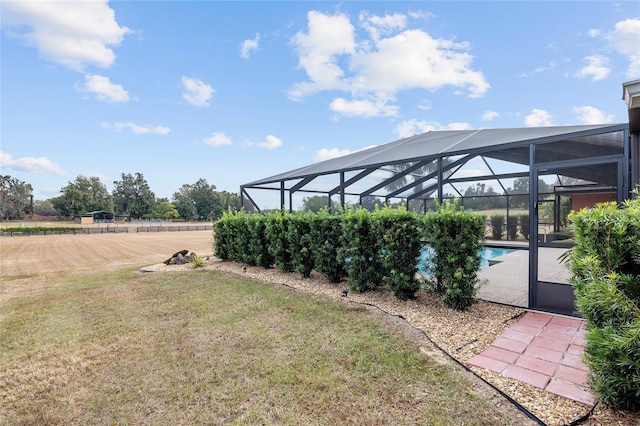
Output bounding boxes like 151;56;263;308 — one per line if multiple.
519;214;530;240
309;209;346;283
213;213;232;260
340;207;384;293
490;214;504;240
567;197;640;411
287;212;315;278
374;207;423;300
265;210;294;273
506;215;519;240
423;201;485;310
2;226;82;235
246;214;273;268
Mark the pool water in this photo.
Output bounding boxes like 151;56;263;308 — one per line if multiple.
418;246;515;272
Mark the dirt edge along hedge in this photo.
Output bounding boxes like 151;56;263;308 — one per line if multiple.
566;195;640;411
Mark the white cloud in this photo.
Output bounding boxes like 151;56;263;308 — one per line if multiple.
313;144;378;163
314;148;353;162
181;77;214;107
607;18;640;77
241;33;260;59
251;135;282;149
482;110;500;121
202;132;233;147
330;97;398;118
572;106;614;124
288;10;489;117
288;11;356;100
394;119;471;139
0;150;65;175
574;56;610;82
1;0;131;71
79;74;129;103
534;61;558;74
359;11;407;41
590;18;640;78
101;122;170;135
524;109;554;127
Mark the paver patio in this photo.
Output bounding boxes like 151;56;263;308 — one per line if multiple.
467;311;595;406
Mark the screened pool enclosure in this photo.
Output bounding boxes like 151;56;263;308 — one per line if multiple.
240;123;637;316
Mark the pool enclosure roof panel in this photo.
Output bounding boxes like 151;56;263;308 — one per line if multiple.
244;124;627;187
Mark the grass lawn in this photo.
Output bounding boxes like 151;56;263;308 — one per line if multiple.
1;268;523;425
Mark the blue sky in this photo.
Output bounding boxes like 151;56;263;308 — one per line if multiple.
2;1;639;209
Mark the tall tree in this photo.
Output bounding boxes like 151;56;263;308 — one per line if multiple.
301;195;329;213
0;175;33;220
52;176;113;217
172;179;241;221
216;190;246;213
151;199;179;220
173;179;217;221
112;172;156;219
33;199;55;212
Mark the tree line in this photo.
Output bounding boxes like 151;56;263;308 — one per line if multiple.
0;173;248;222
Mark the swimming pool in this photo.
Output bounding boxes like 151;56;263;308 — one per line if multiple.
419;246;515;272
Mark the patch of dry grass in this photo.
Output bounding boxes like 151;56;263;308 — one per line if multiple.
1;268;529;425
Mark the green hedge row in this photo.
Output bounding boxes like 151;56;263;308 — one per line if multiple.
567;196;640;411
2;226;83;235
214;203;485;310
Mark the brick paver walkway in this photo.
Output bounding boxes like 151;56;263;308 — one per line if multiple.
467;311;595;406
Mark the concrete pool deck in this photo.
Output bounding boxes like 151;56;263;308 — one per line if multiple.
477;246;572;307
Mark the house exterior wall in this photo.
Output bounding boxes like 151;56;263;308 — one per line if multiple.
571;192;617;211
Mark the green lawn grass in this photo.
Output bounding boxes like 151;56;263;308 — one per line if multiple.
1;268;522;425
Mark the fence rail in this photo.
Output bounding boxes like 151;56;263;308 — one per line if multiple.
1;225;213;237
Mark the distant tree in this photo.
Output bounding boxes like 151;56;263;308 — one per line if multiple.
0;175;33;220
361;196;384;212
33;199;55;212
152;199;179;220
53;176;113;217
463;183;501;210
112;172;156;219
216;190;245;214
301;195;329;213
173;179;240;221
508;177;554;195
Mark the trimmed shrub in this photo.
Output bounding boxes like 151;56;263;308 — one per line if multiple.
506;215;519;240
265;210;295;273
246;214;272;268
214;210;245;261
567;197;640;411
213;215;230;260
287;212;315;278
423;200;485;310
374;206;422;300
490;214;504;240
340;207;384;293
309;209;346;283
519;213;530;240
